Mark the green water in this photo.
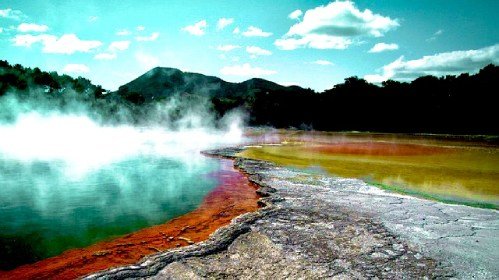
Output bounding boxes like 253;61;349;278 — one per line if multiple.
0;156;220;269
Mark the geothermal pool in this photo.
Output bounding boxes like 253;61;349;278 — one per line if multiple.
0;113;244;271
242;130;499;209
0;156;220;269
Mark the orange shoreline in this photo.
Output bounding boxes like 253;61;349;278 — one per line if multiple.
0;158;260;280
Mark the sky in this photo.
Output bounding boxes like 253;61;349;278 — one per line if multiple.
1;0;498;91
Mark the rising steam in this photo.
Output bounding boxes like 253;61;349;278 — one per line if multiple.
0;87;246;177
0;112;242;176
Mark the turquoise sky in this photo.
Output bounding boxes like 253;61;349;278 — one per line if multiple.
1;0;498;90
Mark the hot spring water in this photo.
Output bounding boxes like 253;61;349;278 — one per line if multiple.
0;113;242;269
241;131;499;209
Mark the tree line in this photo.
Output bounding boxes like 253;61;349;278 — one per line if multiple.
242;64;498;134
1;60;497;134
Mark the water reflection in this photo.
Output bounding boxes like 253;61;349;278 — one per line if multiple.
0;156;219;269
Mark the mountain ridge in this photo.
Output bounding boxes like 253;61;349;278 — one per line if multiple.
116;66;302;101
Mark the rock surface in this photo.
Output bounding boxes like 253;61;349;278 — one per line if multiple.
86;148;499;280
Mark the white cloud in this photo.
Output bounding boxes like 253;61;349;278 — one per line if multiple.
288;9;303;20
93;41;129;60
136;25;145;31
43;35;102;54
312;59;334;65
275;1;398;50
116;29;131;36
135;52;159;70
182;20;207;36
246;46;272;57
12;34;102;54
242;26;272;37
276;34;352;50
0;27;3;33
17;23;49;32
220;63;276;77
217;18;234;30
94;52;117;60
88;16;98;22
217;44;241;51
368;42;399;53
11;34;44;47
0;8;26;20
427;29;444;42
62;64;90;74
135;32;159;41
364;44;499;83
233;27;240;34
109;40;130;51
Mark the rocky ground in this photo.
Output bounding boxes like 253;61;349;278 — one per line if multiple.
86;148;499;280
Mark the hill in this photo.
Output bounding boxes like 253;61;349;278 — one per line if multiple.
115;67;301;102
114;67;316;126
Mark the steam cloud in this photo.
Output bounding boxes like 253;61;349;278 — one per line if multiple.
0;84;246;177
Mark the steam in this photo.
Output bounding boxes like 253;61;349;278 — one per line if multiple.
0;87;246;177
0;113;241;176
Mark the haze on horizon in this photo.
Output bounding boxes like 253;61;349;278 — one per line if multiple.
1;0;498;91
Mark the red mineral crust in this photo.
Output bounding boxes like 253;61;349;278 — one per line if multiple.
0;158;260;280
307;142;451;156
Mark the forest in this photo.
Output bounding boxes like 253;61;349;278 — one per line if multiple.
1;60;497;134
